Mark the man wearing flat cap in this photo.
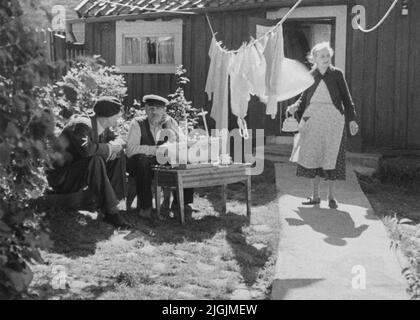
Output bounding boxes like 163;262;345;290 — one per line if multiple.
47;96;130;229
126;94;194;219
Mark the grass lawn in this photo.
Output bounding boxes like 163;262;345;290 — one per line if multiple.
358;174;420;299
28;161;280;300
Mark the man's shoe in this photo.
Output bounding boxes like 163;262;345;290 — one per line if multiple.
328;199;338;209
104;214;132;229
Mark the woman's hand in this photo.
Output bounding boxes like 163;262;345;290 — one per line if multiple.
349;121;359;136
286;104;298;116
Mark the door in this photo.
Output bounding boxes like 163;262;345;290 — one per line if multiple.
247;17;335;142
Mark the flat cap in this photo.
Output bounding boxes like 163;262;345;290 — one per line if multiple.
143;94;169;107
93;96;122;117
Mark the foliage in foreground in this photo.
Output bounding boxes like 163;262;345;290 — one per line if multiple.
36;55;127;129
0;0;56;298
386;216;420;300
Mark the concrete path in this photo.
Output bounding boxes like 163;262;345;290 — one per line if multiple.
272;161;408;300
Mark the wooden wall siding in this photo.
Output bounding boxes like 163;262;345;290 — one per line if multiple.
85;22;116;66
375;0;397;149
407;1;420;150
349;0;420;151
394;0;410;150
359;0;379;150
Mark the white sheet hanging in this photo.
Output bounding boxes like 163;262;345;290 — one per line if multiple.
263;25;314;119
205;37;233;130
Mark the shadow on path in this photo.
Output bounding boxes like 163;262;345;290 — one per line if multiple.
272;278;324;300
286;207;369;246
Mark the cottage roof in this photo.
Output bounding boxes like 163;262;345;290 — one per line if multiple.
75;0;278;18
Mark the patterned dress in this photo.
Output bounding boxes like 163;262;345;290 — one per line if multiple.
291;80;346;180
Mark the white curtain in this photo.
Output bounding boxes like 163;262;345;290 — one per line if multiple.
124;36;174;65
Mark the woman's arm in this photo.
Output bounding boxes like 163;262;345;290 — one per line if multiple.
337;70;357;122
286;90;308;120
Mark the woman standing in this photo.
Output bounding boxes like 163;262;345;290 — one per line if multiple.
287;42;359;209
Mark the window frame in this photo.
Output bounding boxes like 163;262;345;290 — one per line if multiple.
115;19;183;74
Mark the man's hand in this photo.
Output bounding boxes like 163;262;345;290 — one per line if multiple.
349;121;359;136
108;144;123;160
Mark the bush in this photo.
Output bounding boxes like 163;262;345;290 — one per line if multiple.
36;55;127;129
0;0;56;298
166;66;199;132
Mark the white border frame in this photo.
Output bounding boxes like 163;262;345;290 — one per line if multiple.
267;5;348;74
116;19;183;74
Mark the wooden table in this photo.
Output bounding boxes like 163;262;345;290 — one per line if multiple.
153;163;252;224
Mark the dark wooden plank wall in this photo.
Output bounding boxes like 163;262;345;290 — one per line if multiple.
83;0;420;151
348;0;420;151
407;1;420;150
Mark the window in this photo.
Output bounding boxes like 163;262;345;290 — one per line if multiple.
116;19;182;73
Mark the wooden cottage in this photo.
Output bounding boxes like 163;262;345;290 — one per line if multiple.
67;0;420;153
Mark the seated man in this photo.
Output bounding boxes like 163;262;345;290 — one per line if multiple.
47;96;130;229
126;94;194;219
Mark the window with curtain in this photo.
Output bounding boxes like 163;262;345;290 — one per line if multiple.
116;19;182;74
123;36;175;65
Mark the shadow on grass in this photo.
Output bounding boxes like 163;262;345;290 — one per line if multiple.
45;209;272;288
43;160;278;288
30;281;116;300
196;160;277;211
44;209;115;258
123;212;271;287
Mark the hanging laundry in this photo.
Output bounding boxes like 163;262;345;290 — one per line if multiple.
242;37;267;103
206;37;233;130
263;25;314;119
228;45;253;139
229;46;250;121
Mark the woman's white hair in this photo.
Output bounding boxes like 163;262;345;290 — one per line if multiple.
307;42;334;64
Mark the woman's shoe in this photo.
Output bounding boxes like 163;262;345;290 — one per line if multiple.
302;197;321;205
328;199;338;209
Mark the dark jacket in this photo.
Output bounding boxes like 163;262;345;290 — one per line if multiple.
58;116;116;165
295;66;357;123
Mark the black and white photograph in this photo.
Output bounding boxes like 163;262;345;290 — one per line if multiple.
0;0;419;304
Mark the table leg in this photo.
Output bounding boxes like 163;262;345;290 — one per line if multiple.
177;173;185;225
246;176;251;218
221;184;227;215
156;186;161;219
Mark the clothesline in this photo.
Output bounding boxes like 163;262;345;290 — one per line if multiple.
355;0;400;33
205;0;304;54
95;0;196;15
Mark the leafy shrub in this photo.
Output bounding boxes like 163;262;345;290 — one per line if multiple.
36;55;127;129
167;66;199;132
0;0;56;298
